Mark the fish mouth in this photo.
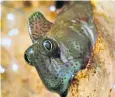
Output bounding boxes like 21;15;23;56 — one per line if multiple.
24;51;31;65
24;48;35;66
24;54;33;66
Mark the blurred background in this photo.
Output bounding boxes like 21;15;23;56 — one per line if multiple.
1;1;66;97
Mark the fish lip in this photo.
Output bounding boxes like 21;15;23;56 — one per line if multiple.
24;50;34;66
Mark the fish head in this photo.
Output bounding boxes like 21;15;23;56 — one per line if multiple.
24;38;75;96
24;1;97;96
24;31;91;96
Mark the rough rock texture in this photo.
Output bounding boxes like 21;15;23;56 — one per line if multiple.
67;1;115;97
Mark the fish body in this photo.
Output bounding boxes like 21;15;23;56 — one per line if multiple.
24;1;97;97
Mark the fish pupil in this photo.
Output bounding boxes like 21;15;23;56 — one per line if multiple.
43;40;52;51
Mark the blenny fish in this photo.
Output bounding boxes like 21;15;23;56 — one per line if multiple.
24;1;97;97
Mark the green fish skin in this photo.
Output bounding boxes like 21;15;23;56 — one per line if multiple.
24;1;97;97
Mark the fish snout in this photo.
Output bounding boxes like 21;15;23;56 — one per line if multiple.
24;48;35;66
24;53;31;64
24;52;33;66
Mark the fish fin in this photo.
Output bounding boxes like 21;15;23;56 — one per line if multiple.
28;12;53;43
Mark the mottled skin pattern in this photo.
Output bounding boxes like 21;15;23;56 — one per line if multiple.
28;12;53;43
24;1;97;97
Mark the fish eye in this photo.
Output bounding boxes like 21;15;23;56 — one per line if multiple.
43;39;53;51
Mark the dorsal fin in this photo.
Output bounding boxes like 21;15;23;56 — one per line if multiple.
28;12;53;43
